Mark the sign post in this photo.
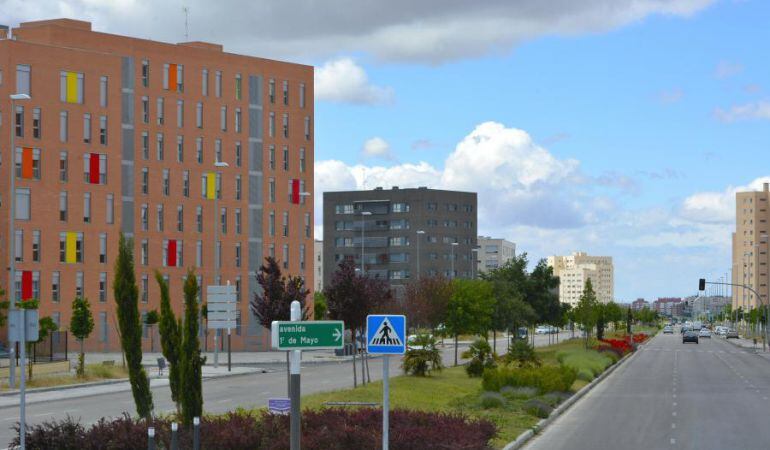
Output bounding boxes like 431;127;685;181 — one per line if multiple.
206;285;236;371
366;315;406;450
9;308;39;450
271;312;344;450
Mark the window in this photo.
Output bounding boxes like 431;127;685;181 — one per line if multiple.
32;108;41;138
142;96;149;123
269;78;275;103
157;97;164;125
32;230;40;262
16;64;31;95
282;146;289;170
141;239;149;266
299;148;306;172
202;69;208;96
177;135;184;162
235;175;242;200
282;113;289;138
163;169;170;196
269;211;275;236
142;59;150;87
215;139;223;163
217;241;222;268
14;230;22;262
220;106;227;131
15;147;41;179
269;178;276;202
392;203;410;213
177;99;184;127
99;233;107;263
282;211;289;237
300;83;306;108
156;133;164;160
269;244;275;259
142;132;149;159
157;204;164;231
235;208;241;234
221;207;227;234
196;102;203;128
15;105;24;137
304;213;311;238
59;71;84;103
141;168;149;194
59;232;84;263
76;272;83;297
83;153;107;184
16;188;30;220
59;111;68;142
83;113;91;143
100;76;108;107
141;275;148;303
235;108;241;133
196;137;203;164
283;80;289;105
269;146;275;170
389;236;410;246
269;112;275;137
235;142;242;167
300;244;305;270
335;204;354;214
196;207;203;233
141;204;148;231
235;243;242;268
215;70;222;97
59;192;68;221
99;272;107;303
304;116;311;140
83;192;91;223
52;272;60;303
196;241;202;267
106;194;114;224
235;74;242;100
183;170;190;197
282;244;289;269
177;205;184;232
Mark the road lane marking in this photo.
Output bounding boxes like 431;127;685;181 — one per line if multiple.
672;411;677;416
671;423;676;429
33;412;54;418
673;402;677;407
671;438;676;444
216;398;232;404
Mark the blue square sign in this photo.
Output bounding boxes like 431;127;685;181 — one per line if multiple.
366;315;407;355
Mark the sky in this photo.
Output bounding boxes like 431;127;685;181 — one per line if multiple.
4;0;770;301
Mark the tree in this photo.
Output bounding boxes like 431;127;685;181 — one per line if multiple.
444;279;495;366
482;264;533;353
313;292;328;320
604;302;623;333
573;278;598;348
179;269;204;425
70;297;94;377
405;276;453;332
595;303;607;340
145;309;159;352
156;271;181;412
113;233;153;419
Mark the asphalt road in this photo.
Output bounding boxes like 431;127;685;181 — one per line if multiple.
525;331;770;450
0;332;567;447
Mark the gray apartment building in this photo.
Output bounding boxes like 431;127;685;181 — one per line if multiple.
477;236;516;276
323;187;477;296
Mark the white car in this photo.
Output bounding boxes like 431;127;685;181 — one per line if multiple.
535;326;552;335
698;329;711;338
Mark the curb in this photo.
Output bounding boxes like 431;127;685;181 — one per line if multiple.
502;336;651;450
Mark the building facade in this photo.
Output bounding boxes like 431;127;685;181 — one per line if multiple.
476;236;515;276
690;295;730;320
0;19;314;351
732;182;770;311
323;187;477;296
631;298;649;311
652;297;682;317
314;239;323;292
547;252;614;306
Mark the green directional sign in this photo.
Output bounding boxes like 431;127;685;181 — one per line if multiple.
271;320;345;350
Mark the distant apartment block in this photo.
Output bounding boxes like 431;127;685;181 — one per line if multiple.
631;298;650;311
314;239;323;292
476;236;515;275
547;252;614;306
323;187;477;296
732;182;770;311
653;297;682;317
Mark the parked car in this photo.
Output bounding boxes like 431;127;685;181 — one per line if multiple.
718;327;728;336
406;334;434;351
535;326;550;335
663;326;674;334
683;331;699;344
516;327;528;340
698;329;711;338
726;329;739;339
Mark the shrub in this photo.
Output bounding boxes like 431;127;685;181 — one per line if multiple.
523;399;553;418
462;338;497;377
540;392;571;407
576;368;594;382
500;386;538;400
503;340;541;368
482;365;577;394
479;391;505;409
402;334;443;377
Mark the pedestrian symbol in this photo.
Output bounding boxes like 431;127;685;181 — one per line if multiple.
366;315;406;355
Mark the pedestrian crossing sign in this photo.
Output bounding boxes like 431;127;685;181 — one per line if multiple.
366;315;407;355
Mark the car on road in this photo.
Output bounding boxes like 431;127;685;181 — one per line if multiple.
663;326;673;334
717;327;728;336
406;334;434;351
681;326;691;334
683;331;699;344
698;329;711;338
725;329;739;339
535;326;557;335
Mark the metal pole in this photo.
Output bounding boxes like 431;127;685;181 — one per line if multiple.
213;171;219;369
416;233;420;280
227;327;232;372
451;245;455;279
19;309;25;450
382;354;390;450
361;213;365;275
193;417;200;450
289;301;301;450
170;422;178;450
147;427;155;450
8;98;16;389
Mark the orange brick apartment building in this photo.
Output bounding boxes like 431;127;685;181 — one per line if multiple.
0;19;314;351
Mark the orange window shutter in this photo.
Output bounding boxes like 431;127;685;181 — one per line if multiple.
22;147;34;179
168;64;177;91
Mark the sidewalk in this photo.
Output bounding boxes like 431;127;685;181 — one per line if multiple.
74;349;352;368
722;334;770;361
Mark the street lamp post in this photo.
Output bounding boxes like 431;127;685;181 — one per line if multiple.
471;248;479;279
212;160;228;368
450;242;458;279
360;211;371;275
8;93;31;389
416;230;425;280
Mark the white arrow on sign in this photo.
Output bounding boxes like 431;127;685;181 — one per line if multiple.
333;328;342;342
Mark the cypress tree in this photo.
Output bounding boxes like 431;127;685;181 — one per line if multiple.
113;234;154;418
179;269;204;425
156;271;181;411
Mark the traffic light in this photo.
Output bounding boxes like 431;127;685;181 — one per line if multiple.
699;278;706;291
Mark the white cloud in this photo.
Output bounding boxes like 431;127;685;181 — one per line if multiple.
314;58;393;104
715;60;744;79
361;137;394;160
714;101;770;122
3;0;716;64
680;177;770;223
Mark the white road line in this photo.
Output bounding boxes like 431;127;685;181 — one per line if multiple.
672;411;677;417
216;398;232;404
673;402;677;407
671;438;676;444
671;423;676;429
0;417;17;422
33;412;54;418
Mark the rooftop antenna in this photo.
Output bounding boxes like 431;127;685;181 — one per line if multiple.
182;5;189;41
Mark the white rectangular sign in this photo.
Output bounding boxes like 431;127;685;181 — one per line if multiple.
206;285;236;330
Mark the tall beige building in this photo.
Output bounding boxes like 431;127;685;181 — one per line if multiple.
547;252;614;306
731;182;770;311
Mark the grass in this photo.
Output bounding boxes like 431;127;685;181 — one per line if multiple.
0;363;129;390
536;338;615;387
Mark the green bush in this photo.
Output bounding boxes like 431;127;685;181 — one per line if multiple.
479;391;505;409
462;339;497;377
576;368;594;382
482;365;577;394
500;386;538;400
540;392;571;407
402;334;443;377
523;399;553;418
503;340;541;368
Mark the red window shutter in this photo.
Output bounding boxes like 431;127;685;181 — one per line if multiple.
167;239;177;267
21;147;34;179
292;179;300;204
89;153;100;184
21;271;33;300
